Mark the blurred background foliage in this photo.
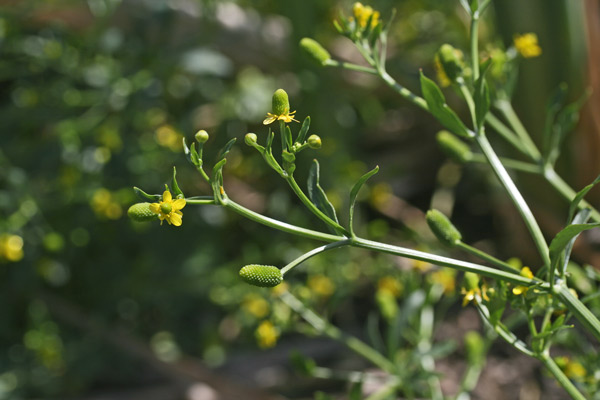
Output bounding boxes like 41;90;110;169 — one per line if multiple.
0;0;597;399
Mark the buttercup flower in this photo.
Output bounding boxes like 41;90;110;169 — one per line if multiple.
512;266;534;295
352;2;380;28
149;190;186;226
263;88;298;125
513;33;542;58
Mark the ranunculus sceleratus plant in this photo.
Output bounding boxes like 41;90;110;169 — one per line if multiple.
129;2;600;398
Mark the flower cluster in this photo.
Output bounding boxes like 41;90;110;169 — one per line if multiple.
513;33;542;58
352;2;380;29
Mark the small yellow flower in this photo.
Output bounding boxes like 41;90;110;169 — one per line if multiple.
307;275;335;298
434;55;451;88
461;284;490;307
0;234;24;262
512;266;534;295
352;2;380;28
255;321;279;349
377;276;403;298
149;190;186;226
242;294;270;318
262;110;298;125
429;269;457;294
513;33;542;58
555;356;587;381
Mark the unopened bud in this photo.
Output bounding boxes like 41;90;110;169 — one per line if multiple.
426;209;462;247
128;203;159;222
436;131;472;163
245;133;258;146
272;89;290;116
307;134;322;149
240;264;283;288
195;129;209;143
299;38;331;67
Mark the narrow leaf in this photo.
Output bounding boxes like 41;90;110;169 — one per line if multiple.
297;116;311;144
420;71;470;138
133;186;160;202
542;83;568;161
171;166;184;198
217;138;237;161
474;60;491;130
307;160;339;223
568;173;600;223
561;209;591;277
550;223;600;276
285;125;293;151
349;166;379;235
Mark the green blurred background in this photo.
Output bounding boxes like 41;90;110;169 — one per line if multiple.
0;0;596;399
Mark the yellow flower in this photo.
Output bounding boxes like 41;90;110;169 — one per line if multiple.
555;356;587;381
514;33;542;58
352;2;380;28
242;294;270;318
255;321;279;349
149;190;186;226
377;276;403;298
307;275;335;298
461;284;490;307
434;55;451;88
429;269;456;294
262;110;298;125
0;234;24;262
512;266;534;295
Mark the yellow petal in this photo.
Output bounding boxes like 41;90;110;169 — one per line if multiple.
169;212;182;226
172;198;186;210
263;116;276;125
149;203;160;214
162;191;172;202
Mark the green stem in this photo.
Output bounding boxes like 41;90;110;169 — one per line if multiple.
495;100;541;160
544;167;600;222
325;59;378;75
477;304;535;357
470;13;480;81
459;81;477;129
379;70;429;111
455;241;520;273
279;291;397;373
470;154;542;174
285;175;350;236
475;134;551;269
556;284;600;342
185;197;216;205
418;305;443;400
484;113;529;156
281;240;351;275
538;352;586;400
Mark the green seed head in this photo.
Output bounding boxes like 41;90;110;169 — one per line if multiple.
195;129;209;144
437;44;465;82
426;209;462;247
299;37;331;67
128;203;159;222
239;264;283;287
272;89;290;116
436;130;472;163
245;133;258;146
160;202;172;214
307;134;322;149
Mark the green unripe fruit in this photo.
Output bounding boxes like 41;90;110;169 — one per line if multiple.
426;209;462;247
307;134;322;149
436;130;472;163
195;129;209;143
239;264;283;287
128;203;159;222
299;37;331;67
272;89;290;115
436;44;465;82
245;133;258;146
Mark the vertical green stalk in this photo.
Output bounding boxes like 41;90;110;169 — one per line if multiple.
475;134;550;269
539;353;586;400
496;101;541;160
470;12;480;81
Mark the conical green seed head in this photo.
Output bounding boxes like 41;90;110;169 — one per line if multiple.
436;130;472;163
272;89;290;115
128;203;159;222
426;209;462;247
437;44;464;81
299;37;331;66
239;264;283;287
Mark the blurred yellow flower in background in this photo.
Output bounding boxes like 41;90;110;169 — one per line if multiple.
514;33;542;58
255;321;279;348
0;234;24;262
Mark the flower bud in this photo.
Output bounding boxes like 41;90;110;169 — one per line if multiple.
436;131;472;163
272;89;290;116
128;203;159;222
436;44;465;82
195;129;209;144
245;133;258;146
307;134;322;149
426;209;462;247
299;38;331;67
240;264;283;288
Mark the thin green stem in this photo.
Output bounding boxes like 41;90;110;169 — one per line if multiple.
484;113;530;156
325;59;378;75
495;100;541;160
458;81;477;129
475;134;551;269
285;175;350;236
470;154;542;174
185;197;216;205
539;352;586;400
556;284;600;342
281;240;351;275
477;304;535;357
455;241;520;273
470;13;480;81
379;70;429;111
279;291;397;373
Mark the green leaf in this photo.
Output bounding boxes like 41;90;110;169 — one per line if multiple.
568;173;600;223
420;71;470;138
133;186;160;202
349;166;379;236
183;138;200;167
542;83;568;161
285;125;293;151
307;159;339;224
212;158;228;202
171;166;184;198
561;209;591;277
459;0;472;14
297;116;311;144
290;351;316;376
474;60;491;130
217;138;237;162
265;129;274;153
550;222;600;277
